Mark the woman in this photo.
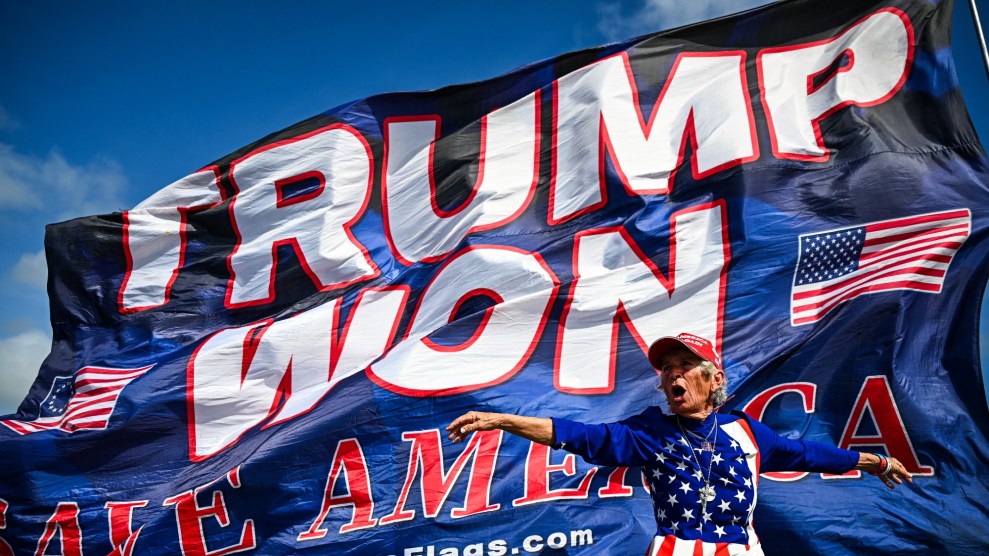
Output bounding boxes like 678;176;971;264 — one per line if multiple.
447;332;912;556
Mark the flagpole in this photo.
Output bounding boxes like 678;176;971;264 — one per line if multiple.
970;0;989;82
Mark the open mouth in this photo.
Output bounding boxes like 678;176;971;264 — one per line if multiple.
671;385;687;398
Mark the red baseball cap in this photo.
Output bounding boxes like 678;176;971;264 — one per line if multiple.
647;332;722;369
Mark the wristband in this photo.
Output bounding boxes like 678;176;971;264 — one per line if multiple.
873;453;888;475
882;457;895;477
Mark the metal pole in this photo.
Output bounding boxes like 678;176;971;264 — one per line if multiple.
970;0;989;82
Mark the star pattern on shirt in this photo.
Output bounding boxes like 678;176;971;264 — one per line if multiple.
639;417;758;545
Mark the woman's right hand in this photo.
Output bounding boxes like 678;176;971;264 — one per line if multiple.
446;411;505;443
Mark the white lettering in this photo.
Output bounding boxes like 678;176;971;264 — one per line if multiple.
550;53;755;223
189;288;407;460
227;125;378;307
120;168;222;312
759;9;912;160
369;246;558;395
382;92;540;265
555;202;728;392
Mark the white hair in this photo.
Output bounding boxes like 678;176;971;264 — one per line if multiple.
698;360;728;407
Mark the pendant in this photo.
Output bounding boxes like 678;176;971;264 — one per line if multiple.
699;485;716;503
701;441;713;452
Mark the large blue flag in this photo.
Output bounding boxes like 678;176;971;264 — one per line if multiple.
2;0;987;554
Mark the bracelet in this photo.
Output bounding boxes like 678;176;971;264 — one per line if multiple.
873;453;888;475
882;458;895;477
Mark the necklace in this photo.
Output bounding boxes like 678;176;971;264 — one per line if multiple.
681;419;716;450
676;414;718;521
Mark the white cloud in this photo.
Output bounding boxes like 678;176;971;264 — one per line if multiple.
597;0;772;41
0;143;128;219
11;249;47;289
0;329;51;415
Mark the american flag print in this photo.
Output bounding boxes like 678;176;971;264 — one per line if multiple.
642;420;759;554
1;365;152;435
790;209;971;326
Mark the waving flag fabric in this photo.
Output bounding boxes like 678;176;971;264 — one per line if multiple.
1;365;153;435
790;209;972;324
2;0;988;554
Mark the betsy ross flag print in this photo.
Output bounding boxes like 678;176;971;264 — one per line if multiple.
1;365;152;434
790;209;971;325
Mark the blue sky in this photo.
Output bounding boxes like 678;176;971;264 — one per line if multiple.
0;0;986;414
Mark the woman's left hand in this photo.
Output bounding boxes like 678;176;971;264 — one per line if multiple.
868;454;913;489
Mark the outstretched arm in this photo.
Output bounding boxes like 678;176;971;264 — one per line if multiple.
855;452;913;489
748;414;913;490
447;411;555;446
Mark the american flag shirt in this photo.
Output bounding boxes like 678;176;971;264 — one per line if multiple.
552;409;858;555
